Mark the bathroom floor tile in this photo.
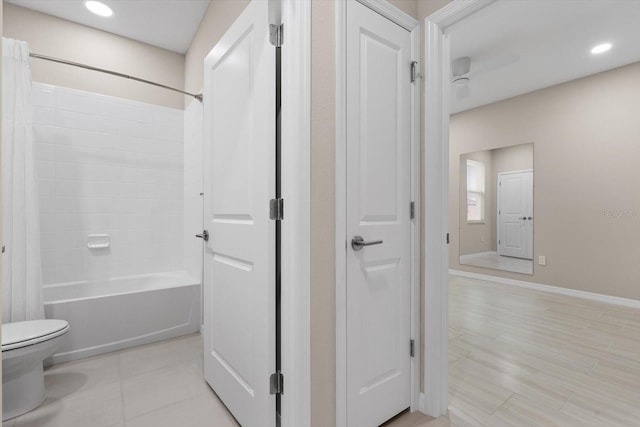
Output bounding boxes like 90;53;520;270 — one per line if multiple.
125;393;240;427
14;381;124;427
9;334;240;427
121;360;210;420
118;333;202;378
44;353;121;398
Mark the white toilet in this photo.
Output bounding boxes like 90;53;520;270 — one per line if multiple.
2;319;70;421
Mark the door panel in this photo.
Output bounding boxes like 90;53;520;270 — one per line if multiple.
346;1;412;426
498;171;533;259
203;1;275;426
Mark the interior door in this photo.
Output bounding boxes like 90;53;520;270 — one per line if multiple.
202;1;276;426
346;1;412;426
498;171;533;259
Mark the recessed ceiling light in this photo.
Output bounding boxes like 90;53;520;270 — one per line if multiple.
591;43;612;55
85;1;113;17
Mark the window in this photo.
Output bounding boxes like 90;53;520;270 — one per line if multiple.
467;159;485;222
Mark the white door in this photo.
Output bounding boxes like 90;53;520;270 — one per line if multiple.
202;1;276;426
346;1;412;426
498;171;533;259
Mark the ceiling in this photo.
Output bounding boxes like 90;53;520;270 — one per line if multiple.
5;0;210;54
448;0;640;114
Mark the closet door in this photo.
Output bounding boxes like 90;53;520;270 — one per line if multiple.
202;1;276;425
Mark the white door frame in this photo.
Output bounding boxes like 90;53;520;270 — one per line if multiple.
422;0;497;417
335;1;421;424
280;0;311;426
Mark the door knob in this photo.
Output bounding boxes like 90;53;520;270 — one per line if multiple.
527;217;532;220
351;236;383;251
195;230;209;241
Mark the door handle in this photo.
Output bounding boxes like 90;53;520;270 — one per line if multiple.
519;217;527;220
527;217;532;220
195;230;209;242
351;236;383;251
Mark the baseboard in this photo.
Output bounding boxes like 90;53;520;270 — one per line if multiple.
419;392;426;413
449;269;640;309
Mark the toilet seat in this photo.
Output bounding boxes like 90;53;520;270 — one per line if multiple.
2;320;69;352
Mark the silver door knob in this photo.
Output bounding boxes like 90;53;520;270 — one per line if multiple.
351;236;383;251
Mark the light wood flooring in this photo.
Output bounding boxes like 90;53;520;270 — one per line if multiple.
448;274;640;427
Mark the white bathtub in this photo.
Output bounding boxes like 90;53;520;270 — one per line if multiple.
43;271;201;365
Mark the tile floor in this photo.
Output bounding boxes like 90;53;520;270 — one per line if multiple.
6;334;239;427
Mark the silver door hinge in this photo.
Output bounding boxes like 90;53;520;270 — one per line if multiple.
446;233;450;244
410;339;415;357
410;201;415;219
270;198;284;220
270;371;284;395
410;61;421;82
270;24;284;47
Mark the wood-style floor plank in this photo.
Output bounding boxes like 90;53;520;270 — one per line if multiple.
448;274;640;426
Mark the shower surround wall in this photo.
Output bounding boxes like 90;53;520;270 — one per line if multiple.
32;82;184;285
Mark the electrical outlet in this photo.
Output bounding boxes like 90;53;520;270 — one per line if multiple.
539;255;546;266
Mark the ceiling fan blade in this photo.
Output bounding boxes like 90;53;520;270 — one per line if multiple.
468;52;520;78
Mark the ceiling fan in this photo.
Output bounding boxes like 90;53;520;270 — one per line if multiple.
452;57;471;100
451;53;520;100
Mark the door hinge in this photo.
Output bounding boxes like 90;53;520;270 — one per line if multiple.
410;61;421;83
270;371;284;395
410;201;415;219
410;339;415;357
270;23;284;47
270;198;284;220
446;233;450;244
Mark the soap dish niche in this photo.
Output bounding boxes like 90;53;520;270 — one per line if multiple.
88;234;110;249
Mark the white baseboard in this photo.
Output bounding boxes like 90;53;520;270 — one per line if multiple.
449;269;640;309
419;392;426;413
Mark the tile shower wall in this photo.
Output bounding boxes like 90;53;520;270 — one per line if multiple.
183;100;203;282
32;83;184;285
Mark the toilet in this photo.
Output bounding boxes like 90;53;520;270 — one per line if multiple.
2;319;69;421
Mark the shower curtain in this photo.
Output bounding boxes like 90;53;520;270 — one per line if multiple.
2;37;44;323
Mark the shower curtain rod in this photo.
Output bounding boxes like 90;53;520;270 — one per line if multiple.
30;53;203;102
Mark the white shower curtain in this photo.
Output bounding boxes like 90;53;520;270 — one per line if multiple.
2;37;44;323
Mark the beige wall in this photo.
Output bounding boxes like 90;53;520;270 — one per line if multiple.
3;3;185;109
311;1;336;425
450;62;640;300
183;0;251;106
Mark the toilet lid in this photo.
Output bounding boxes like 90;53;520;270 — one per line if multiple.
2;319;69;351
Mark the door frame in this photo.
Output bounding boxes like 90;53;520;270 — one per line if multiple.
280;0;311;426
335;1;421;425
497;169;533;258
422;0;497;417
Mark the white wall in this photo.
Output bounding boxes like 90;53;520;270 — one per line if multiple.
33;82;184;285
183;99;203;282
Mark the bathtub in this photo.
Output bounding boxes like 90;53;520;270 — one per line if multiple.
43;271;201;365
